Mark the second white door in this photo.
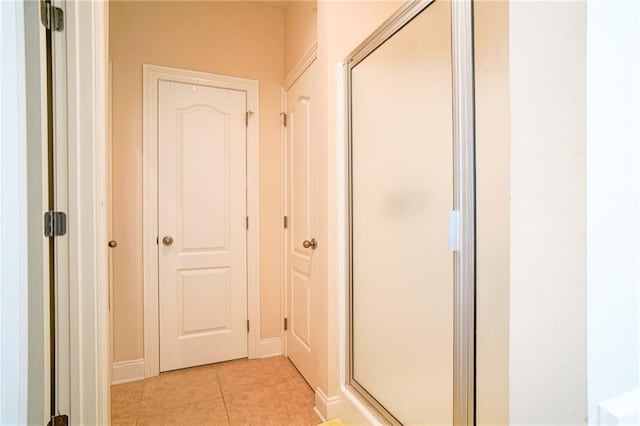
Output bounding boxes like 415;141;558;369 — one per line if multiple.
158;80;247;372
285;60;319;388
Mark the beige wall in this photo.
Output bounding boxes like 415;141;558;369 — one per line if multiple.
110;1;284;363
474;1;510;424
284;0;317;77
509;2;587;423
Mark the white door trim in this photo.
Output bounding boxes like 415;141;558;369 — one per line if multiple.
143;64;260;378
282;42;317;91
280;86;287;357
61;0;110;423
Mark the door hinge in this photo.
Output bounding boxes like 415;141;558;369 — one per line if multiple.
281;112;287;127
48;414;69;426
284;318;288;331
283;216;288;229
40;0;64;31
247;320;250;333
246;111;254;127
246;216;249;230
44;211;67;237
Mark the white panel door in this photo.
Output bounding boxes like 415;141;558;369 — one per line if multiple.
158;80;247;372
285;60;319;388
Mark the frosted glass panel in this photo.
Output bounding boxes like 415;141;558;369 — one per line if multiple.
350;1;454;424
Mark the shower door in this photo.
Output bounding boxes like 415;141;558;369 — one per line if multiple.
346;0;475;424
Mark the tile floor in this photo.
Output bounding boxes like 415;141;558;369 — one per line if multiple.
111;356;321;426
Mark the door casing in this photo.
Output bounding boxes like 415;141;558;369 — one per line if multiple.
48;0;111;422
142;65;261;378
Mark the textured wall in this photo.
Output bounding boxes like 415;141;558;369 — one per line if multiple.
509;2;587;424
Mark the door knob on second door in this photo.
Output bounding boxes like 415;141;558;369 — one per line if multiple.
302;238;317;249
162;236;174;246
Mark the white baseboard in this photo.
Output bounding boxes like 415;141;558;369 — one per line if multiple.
315;387;341;422
313;406;327;423
113;340;280;383
258;337;283;358
111;359;145;385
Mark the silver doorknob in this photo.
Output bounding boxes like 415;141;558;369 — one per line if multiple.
162;236;174;246
302;238;318;250
108;240;118;248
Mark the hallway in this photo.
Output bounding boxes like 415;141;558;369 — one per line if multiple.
111;356;320;425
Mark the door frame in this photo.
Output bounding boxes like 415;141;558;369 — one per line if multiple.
53;0;110;422
142;64;261;378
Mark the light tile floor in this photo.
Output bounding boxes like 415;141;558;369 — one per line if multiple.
111;356;321;426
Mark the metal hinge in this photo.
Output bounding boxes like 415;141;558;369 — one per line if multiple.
246;111;254;127
40;0;64;31
284;318;288;331
281;113;287;127
246;216;249;230
48;414;69;426
283;216;288;229
247;320;250;333
44;211;67;237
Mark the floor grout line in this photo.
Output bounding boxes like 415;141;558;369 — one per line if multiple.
216;360;297;400
217;370;232;426
135;376;148;425
218;373;296;400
